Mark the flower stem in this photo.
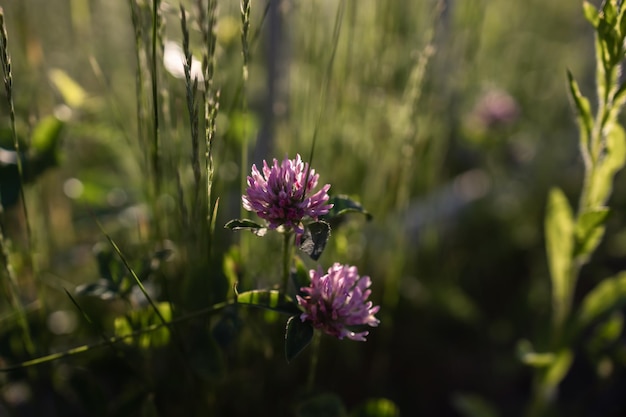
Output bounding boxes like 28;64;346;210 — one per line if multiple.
307;331;321;391
281;232;293;293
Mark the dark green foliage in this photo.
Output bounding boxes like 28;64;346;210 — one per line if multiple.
0;116;64;207
285;315;314;363
296;393;347;417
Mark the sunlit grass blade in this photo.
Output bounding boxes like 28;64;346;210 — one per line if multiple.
0;299;233;372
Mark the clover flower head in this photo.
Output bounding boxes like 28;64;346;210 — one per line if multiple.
297;263;380;341
242;154;332;233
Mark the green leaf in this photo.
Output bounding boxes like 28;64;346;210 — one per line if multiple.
224;219;267;236
236;289;301;315
322;195;373;221
517;339;556;368
567;70;593;153
587;124;626;207
583;1;600;27
619;3;626;40
31;116;64;155
601;0;618;26
48;68;88;108
351;398;400;417
223;245;242;298
545;188;575;327
113;302;172;349
604;123;626;170
576;271;626;332
285;315;314;363
607;82;626;124
542;350;573;391
299;221;331;261
595;34;609;103
587;312;623;355
574;207;610;260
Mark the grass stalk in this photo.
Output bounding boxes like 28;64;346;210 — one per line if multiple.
129;0;151;196
302;0;345;194
281;231;293;293
306;331;321;392
0;8;35;355
180;4;201;226
239;0;251;214
150;0;162;199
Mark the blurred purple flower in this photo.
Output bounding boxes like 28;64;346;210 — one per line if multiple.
473;88;519;129
242;154;332;233
297;263;380;341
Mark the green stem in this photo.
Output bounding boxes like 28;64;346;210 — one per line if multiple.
307;331;321;391
282;232;293;293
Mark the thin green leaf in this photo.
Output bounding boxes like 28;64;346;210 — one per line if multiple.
606;81;626;129
299;221;331;261
567;70;593;154
236;289;301;315
620;2;626;40
583;1;600;27
595;34;609;104
516;339;555;368
587;124;626;207
574;207;610;260
576;271;626;332
99;225;169;328
602;0;618;26
545;188;575;327
604;123;626;170
542;350;573;391
587;312;623;354
224;219;267;236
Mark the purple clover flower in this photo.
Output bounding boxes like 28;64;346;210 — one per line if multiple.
242;154;332;234
297;263;380;341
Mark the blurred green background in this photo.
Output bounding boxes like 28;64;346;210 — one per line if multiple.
2;0;626;416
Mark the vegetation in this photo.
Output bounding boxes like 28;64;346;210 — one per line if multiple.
1;0;626;416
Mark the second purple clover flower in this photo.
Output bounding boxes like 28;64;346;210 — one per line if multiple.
242;154;333;234
297;263;380;341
